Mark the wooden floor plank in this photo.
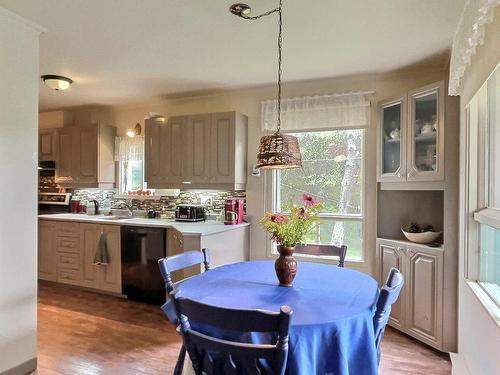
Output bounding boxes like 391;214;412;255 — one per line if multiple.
35;282;451;374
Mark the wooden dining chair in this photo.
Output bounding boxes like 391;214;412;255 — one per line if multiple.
373;267;404;364
171;292;292;375
295;243;348;267
158;249;210;375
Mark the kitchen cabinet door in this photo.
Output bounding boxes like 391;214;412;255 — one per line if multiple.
183;114;211;183
99;225;121;293
38;221;57;281
80;223;101;290
407;81;445;182
377;240;406;330
55;128;74;183
210;112;236;184
163;116;185;184
145;116;164;186
39;129;57;161
405;245;443;347
74;125;98;184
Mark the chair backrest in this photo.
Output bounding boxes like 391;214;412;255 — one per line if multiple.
295;243;348;267
373;267;404;357
158;249;210;294
171;292;292;375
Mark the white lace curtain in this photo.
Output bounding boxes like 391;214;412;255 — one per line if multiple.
261;93;371;132
114;136;144;161
449;0;500;96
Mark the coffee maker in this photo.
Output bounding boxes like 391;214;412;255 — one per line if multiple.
224;198;244;225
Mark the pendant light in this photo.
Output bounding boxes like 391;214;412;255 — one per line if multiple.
230;1;302;169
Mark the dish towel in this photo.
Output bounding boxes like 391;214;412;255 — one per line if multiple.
93;233;110;265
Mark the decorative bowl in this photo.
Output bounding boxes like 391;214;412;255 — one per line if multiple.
401;228;442;244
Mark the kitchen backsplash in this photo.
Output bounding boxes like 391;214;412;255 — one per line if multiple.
70;189;246;218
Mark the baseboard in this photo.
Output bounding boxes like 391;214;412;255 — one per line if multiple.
0;358;37;375
450;353;472;375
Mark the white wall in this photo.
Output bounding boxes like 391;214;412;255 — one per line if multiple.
0;8;42;374
108;67;448;276
456;6;500;375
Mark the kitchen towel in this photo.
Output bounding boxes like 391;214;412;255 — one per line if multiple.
93;232;110;265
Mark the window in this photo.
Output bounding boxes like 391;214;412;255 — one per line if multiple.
272;129;364;261
466;61;500;308
115;135;147;194
120;160;144;193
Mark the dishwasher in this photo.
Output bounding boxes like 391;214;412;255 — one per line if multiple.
121;226;166;304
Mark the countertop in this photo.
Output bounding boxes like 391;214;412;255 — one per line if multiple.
38;214;250;236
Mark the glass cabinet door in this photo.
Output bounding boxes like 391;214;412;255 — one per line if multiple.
379;98;406;181
407;81;445;182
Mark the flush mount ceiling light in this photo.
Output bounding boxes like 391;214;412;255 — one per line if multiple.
230;1;302;170
40;75;73;91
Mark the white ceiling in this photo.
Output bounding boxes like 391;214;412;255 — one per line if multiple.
0;0;465;111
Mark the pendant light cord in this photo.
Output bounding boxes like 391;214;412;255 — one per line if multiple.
238;0;283;133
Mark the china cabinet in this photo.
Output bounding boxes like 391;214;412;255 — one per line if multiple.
378;81;445;186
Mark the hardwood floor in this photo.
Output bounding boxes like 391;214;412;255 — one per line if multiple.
35;282;451;374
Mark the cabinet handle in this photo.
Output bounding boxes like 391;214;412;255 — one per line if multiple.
397;173;401;178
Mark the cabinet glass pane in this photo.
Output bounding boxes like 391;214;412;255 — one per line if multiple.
413;92;438;172
382;103;401;174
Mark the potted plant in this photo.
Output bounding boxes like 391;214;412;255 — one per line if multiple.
261;194;322;286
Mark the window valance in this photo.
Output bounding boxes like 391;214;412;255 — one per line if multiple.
449;0;500;96
114;136;144;161
261;92;372;132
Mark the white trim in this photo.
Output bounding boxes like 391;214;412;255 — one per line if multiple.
450;353;472;375
474;207;500;229
466;280;500;328
0;7;46;33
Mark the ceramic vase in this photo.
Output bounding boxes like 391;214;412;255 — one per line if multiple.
275;245;297;287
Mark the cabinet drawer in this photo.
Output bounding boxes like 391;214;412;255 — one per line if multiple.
57;268;81;285
58;222;80;237
57;252;80;270
56;236;80;253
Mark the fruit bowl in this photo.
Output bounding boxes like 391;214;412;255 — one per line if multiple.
401;227;442;244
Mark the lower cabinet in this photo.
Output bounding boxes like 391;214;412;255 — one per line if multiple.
38;220;121;294
377;238;444;350
81;223;121;293
38;221;57;281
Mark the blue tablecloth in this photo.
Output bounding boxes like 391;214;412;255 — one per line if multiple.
176;260;380;375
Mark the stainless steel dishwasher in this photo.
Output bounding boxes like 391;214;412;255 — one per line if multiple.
121;226;166;304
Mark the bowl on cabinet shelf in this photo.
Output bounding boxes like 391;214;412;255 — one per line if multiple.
401;227;442;244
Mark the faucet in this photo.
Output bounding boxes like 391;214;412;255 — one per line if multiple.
123;200;134;217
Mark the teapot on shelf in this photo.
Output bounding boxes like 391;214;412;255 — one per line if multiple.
389;128;400;140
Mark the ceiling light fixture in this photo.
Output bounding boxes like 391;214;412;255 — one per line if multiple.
126;123;142;138
230;1;302;169
40;75;73;91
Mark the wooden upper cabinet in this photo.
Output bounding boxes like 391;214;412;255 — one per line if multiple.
39;129;57;161
55;123;116;188
378;81;445;188
145;111;247;190
55;128;74;183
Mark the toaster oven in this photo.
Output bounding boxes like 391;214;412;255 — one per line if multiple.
175;205;206;222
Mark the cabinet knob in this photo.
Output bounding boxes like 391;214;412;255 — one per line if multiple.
397;173;401;178
407;172;412;178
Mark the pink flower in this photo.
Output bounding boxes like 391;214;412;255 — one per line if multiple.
297;208;309;220
270;214;287;223
301;193;318;207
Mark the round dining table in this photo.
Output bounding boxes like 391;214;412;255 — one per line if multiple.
176;260;380;375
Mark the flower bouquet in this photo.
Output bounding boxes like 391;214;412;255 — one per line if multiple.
261;194;322;286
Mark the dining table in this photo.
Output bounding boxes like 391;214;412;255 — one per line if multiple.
170;260;380;375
